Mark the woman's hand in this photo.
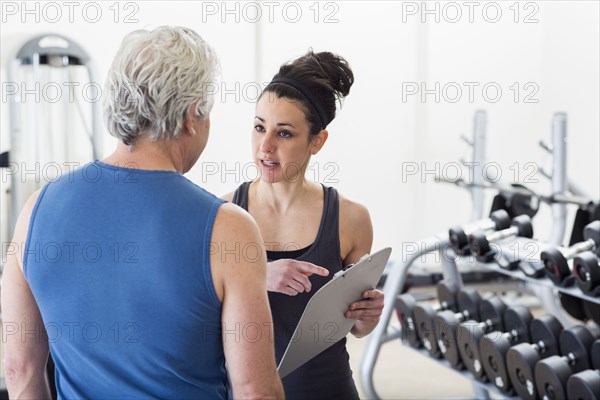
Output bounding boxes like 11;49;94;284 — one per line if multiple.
345;289;385;338
267;259;329;296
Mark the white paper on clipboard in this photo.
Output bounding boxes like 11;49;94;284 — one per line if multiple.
277;247;392;378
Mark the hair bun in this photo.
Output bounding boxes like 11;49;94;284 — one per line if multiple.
305;50;354;100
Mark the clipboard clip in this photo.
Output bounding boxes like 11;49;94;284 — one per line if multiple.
333;253;373;279
333;253;375;279
333;263;354;279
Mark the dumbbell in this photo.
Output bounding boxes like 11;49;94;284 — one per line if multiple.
535;326;600;400
432;289;484;367
559;293;600;326
506;314;563;400
480;305;534;392
414;288;479;358
396;295;420;348
448;209;512;255
456;296;507;380
573;251;600;296
396;282;459;349
541;220;600;286
560;292;589;321
469;214;534;262
567;339;600;400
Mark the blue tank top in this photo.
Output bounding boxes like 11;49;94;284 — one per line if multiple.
233;182;359;400
24;161;227;399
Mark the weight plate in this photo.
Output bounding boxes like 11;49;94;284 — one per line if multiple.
457;321;486;380
535;356;572;400
504;306;533;344
479;296;506;330
541;247;570;285
592;339;600;370
480;333;514;392
449;226;469;254
530;314;563;356
574;251;600;294
436;281;459;312
567;370;600;400
559;293;588;321
457;288;481;321
414;304;440;357
396;294;420;348
433;311;462;367
469;231;491;258
507;343;541;400
559;325;595;372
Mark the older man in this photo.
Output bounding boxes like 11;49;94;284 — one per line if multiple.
1;26;283;399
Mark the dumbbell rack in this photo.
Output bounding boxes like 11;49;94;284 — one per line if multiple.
361;240;599;399
359;113;599;399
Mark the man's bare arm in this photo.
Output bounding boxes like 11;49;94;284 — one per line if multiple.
210;203;284;399
1;190;51;398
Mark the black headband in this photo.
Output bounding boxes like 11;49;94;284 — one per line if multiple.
269;77;329;130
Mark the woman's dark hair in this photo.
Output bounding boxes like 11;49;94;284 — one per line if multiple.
261;50;354;136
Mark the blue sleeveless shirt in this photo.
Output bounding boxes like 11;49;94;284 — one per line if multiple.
233;182;359;400
24;161;227;399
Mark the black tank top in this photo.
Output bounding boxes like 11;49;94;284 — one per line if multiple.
232;182;359;400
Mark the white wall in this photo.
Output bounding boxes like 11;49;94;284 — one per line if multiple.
1;1;599;261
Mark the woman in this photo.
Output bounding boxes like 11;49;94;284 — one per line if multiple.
223;50;384;399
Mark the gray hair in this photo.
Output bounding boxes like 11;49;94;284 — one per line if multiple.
103;26;219;145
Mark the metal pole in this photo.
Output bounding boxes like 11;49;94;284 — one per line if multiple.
469;111;486;222
7;58;21;239
550;112;567;246
440;244;462;288
62;56;70;162
87;64;103;160
540;112;576;329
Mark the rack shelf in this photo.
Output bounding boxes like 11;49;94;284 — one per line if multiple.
455;237;600;305
462;259;600;304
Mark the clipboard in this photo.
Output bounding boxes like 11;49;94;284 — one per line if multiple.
277;247;392;378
